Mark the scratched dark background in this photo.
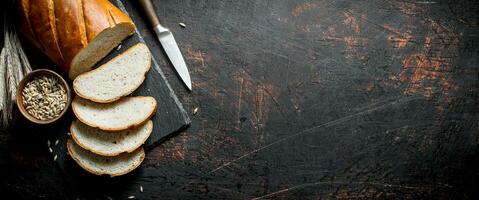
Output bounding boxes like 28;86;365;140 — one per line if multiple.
1;0;479;199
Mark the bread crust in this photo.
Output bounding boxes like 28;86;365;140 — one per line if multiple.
18;0;43;50
53;0;88;66
67;139;145;177
72;43;152;103
70;120;153;156
72;96;157;131
82;0;133;41
29;0;64;65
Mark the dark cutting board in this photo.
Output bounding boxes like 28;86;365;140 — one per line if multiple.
12;0;190;174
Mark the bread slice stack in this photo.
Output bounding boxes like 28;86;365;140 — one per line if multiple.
67;43;155;177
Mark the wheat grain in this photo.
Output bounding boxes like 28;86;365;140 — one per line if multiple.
22;75;67;120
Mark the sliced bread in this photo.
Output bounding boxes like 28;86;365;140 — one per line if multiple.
67;139;145;177
73;43;152;103
70;120;153;156
72;96;157;131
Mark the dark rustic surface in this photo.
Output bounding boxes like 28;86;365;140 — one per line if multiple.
1;0;479;199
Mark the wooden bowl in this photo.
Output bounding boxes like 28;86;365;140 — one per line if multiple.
16;69;71;124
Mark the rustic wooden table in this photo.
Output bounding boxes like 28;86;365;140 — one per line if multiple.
1;0;479;199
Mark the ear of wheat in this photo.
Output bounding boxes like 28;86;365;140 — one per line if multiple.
0;7;33;130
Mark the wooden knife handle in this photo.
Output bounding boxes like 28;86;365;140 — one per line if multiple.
138;0;160;27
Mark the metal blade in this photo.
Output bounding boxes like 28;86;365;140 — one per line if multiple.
154;25;192;90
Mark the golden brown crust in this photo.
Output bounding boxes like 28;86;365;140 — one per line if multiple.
18;0;43;50
19;0;134;75
67;139;145;177
81;0;133;41
29;0;64;65
53;0;88;67
71;96;157;132
70;120;153;156
72;43;152;103
82;0;115;41
105;1;133;27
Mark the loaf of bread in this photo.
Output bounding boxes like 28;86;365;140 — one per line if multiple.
71;120;153;156
18;0;135;79
67;139;145;177
73;43;152;103
72;96;157;131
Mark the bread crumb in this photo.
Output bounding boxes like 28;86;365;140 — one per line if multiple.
193;107;199;115
179;23;186;28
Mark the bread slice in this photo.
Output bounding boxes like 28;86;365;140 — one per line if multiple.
72;96;157;131
73;43;152;103
71;120;153;156
67;139;144;177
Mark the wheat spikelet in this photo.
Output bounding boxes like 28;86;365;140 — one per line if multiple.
0;8;32;129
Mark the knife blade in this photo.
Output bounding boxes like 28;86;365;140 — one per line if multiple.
138;0;192;90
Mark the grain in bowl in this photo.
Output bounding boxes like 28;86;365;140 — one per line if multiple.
21;75;67;121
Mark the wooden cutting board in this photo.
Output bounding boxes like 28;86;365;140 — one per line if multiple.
13;0;190;174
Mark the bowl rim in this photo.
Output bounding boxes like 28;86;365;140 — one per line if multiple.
16;69;71;124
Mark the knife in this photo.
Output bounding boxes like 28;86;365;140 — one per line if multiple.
138;0;192;90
